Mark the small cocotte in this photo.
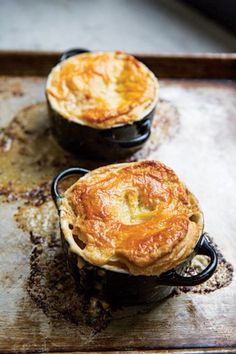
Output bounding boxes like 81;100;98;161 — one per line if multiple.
52;161;217;304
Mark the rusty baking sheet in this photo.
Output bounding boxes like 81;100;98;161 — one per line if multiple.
0;52;235;353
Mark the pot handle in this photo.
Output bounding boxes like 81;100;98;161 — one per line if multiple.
59;48;91;62
158;233;218;286
102;120;151;148
51;167;89;206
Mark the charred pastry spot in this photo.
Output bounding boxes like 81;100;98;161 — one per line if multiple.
73;234;86;250
189;213;201;224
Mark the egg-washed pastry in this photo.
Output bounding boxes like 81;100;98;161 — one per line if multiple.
59;161;203;276
46;51;158;129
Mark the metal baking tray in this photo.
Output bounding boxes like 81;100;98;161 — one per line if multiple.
0;51;235;353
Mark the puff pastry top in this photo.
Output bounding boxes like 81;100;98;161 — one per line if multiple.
60;161;203;276
46;51;158;129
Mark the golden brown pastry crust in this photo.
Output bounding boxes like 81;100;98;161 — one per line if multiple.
46;51;158;129
60;161;203;276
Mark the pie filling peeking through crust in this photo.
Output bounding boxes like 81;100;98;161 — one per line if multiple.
46;51;158;129
59;161;203;276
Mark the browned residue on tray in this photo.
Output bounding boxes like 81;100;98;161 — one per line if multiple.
0;99;179;203
0;98;179;329
175;239;233;295
14;199;233;330
129;99;180;161
2;97;233;330
15;201;112;331
0;102;95;203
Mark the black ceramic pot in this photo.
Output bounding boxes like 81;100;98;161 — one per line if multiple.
52;167;218;306
46;48;157;161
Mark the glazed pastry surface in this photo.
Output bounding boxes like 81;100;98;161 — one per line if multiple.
60;161;203;275
46;51;158;129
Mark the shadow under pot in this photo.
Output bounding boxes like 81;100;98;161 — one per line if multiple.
51;165;218;306
46;48;159;161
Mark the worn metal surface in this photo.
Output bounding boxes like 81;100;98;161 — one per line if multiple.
0;60;235;352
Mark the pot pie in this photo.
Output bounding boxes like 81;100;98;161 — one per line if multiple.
59;161;203;276
46;51;158;129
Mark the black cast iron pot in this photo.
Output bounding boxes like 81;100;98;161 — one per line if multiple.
52;167;218;306
46;48;157;161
